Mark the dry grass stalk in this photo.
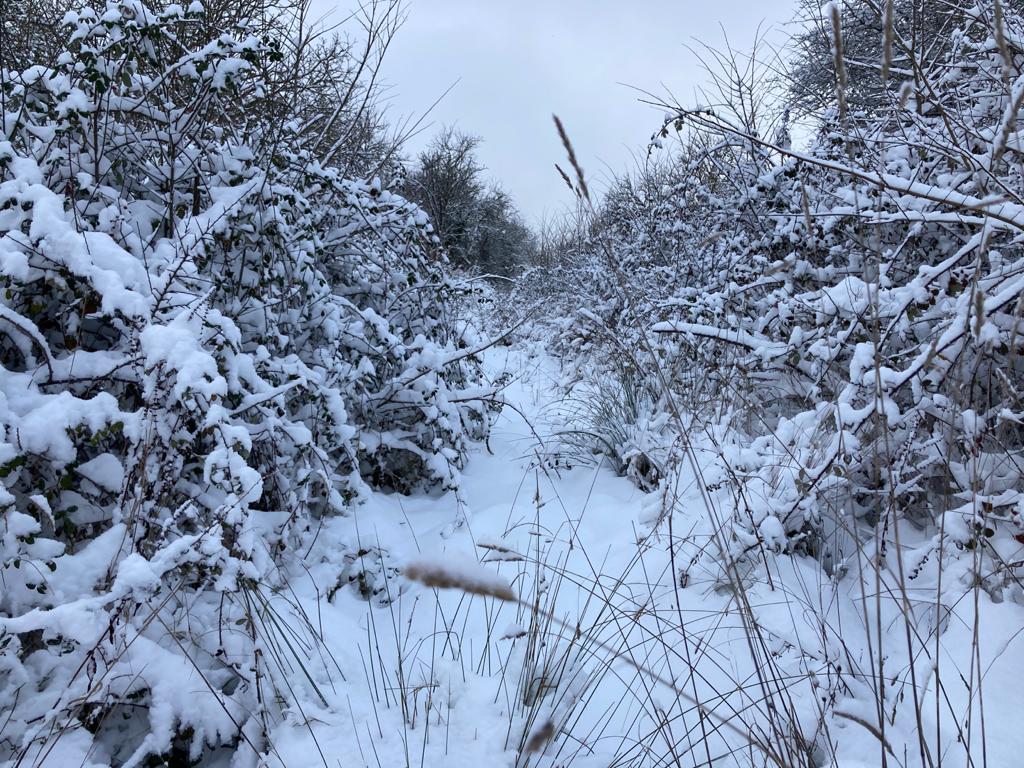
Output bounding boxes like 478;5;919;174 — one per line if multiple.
523;718;555;753
828;2;848;124
404;557;516;601
553;114;590;202
881;0;894;81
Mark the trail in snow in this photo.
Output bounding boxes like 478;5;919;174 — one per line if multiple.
262;348;1024;768
264;348;680;767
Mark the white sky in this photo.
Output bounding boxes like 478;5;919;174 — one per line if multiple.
314;0;796;223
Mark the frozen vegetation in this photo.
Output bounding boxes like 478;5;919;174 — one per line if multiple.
2;0;1024;766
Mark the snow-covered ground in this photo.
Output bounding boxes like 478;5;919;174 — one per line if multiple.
265;347;661;767
260;347;1024;768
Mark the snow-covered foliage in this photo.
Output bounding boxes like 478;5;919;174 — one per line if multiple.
0;2;493;764
530;0;1024;567
652;2;1024;572
10;0;1024;766
512;1;1024;763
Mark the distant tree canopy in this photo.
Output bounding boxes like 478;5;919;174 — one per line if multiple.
402;128;535;276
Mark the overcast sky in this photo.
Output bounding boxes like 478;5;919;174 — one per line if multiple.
314;0;796;223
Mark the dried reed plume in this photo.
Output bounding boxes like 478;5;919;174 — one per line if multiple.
523;719;555;753
881;0;893;81
553;114;590;202
828;2;848;124
404;556;516;601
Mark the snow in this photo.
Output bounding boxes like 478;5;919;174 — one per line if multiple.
261;349;676;766
232;347;1024;768
75;453;124;493
6;1;1024;766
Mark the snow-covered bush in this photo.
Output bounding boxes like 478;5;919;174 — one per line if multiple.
526;0;1024;584
501;8;1024;763
0;2;492;764
652;2;1024;574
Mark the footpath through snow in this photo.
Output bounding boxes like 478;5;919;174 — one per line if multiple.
263;347;1024;768
265;347;668;767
